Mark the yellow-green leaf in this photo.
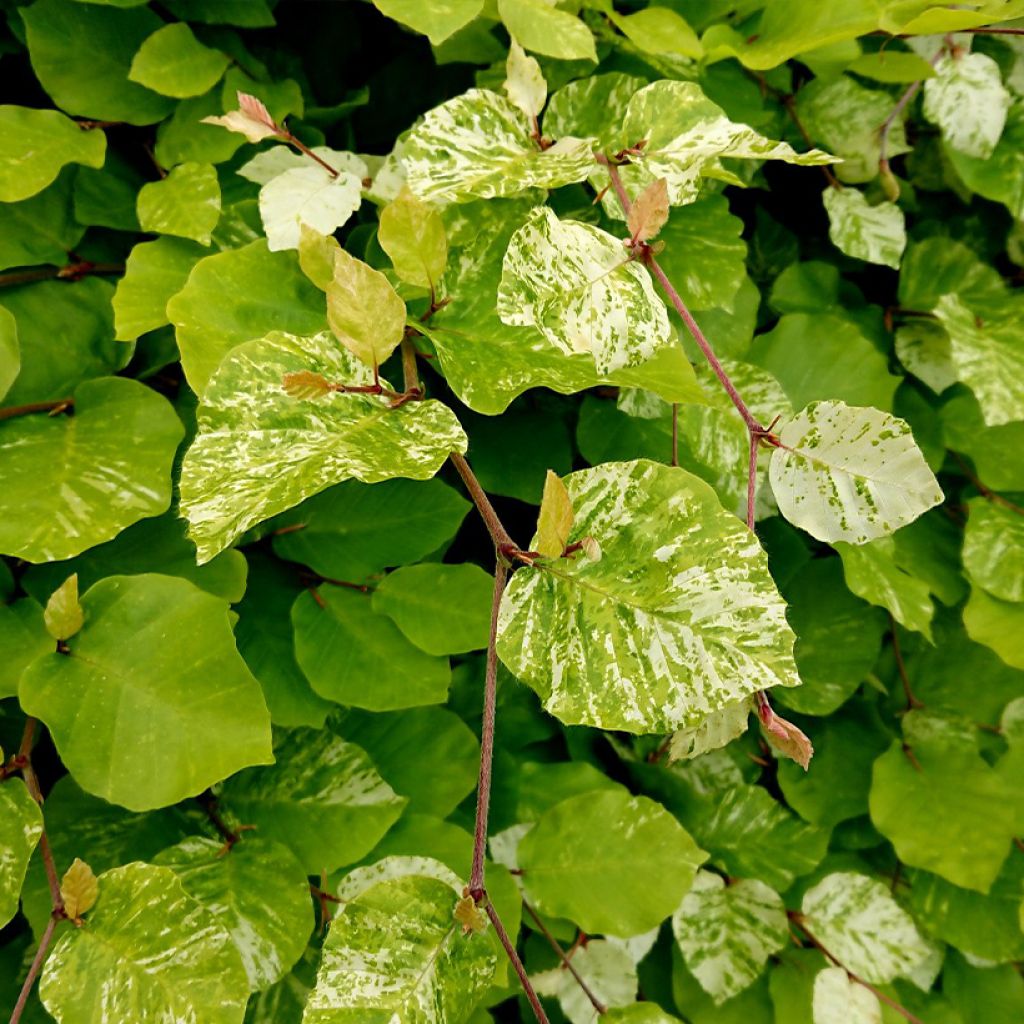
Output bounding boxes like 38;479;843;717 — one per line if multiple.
44;573;83;641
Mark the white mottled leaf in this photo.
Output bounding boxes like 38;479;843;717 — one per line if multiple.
403;89;595;204
504;41;546;121
39;862;249;1023
769;400;943;544
239;146;367;186
497;206;671;374
0;778;43;929
179;331;467;563
668;698;752;762
610;80;837;209
303;874;495;1024
672;870;788;1004
533;941;637;1024
924;52;1010;158
812;966;881;1024
496;460;800;733
933;294;1024;426
334;856;461;903
801;872;934;984
823;188;906;269
259;165;363;251
154;836;313;991
894;321;957;394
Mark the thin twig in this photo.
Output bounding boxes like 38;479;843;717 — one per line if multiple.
746;432;759;532
952;452;1024;516
879;80;923;177
890;616;923;711
449;453;517;553
469;560;510;900
523;902;607;1014
8;916;58;1024
780;95;842;189
0;398;73;423
485;902;550;1024
0;262;124;289
282;130;341;177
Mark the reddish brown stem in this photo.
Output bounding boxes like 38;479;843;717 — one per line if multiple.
890;617;923;711
0;398;74;423
952;452;1024;516
282;130;341;177
8;915;58;1024
449;452;517;553
485;902;550;1024
0;262;123;289
523;902;607;1014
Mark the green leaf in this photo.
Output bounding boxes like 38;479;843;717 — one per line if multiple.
518;788;706;936
933;294;1024;427
371;0;484;45
533;940;638;1021
923;52;1010;159
0;596;51;700
22;0;174;124
74;150;144;231
153;836;313;990
870;737;1019;891
260;165;363;252
0;106;106;202
944;953;1024;1024
43;573;83;641
0;171;84;272
609;7;702;59
137;161;222;245
497;460;800;733
404;89;595;204
167;239;327;395
304;874;496;1023
291;585;451;708
535;469;574;558
796;75;910;184
963;585;1024;670
963;499;1024;602
847;49;937;83
504;40;546;122
218;727;406;873
0;377;183;562
378;190;448;290
823;188;906;269
836;537;935;639
128;23;231;98
271;477;470;582
163;0;276;25
811;966;881;1024
769;400;943;545
38;862;250;1023
497;206;671;375
113;236;206;341
946;99;1024;219
497;0;596;62
0;778;43;929
800;872;934;984
898;237;1006;313
672;870;788;1004
603;1006;681;1024
20;574;273;811
612;80;837;208
371;563;494;655
179;330;467;563
326;248;406;368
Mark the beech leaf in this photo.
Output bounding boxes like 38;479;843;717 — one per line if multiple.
202;89;280;142
59;857;99;921
535;470;573;558
43;573;83;641
627;178;670;243
503;41;546;122
326;248;406;368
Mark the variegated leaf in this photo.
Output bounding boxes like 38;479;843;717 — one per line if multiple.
403;89;595;204
496;206;671;374
302;874;495;1024
179;331;468;563
668;697;752;762
239;147;368;187
0;778;43;929
923;52;1010;159
607;80;837;210
812;967;881;1024
671;870;788;1004
496;460;801;733
533;941;638;1024
258;165;363;252
504;40;546;121
823;188;906;269
39;862;250;1023
769;400;943;545
933;294;1024;426
800;873;934;985
894;321;957;394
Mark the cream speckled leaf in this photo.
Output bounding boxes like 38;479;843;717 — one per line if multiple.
179;330;467;563
403;89;595;204
672;870;788;1004
801;873;934;985
497;206;671;374
497;460;800;734
612;80;837;209
303;874;496;1024
154;836;313;991
0;377;183;563
668;698;752;762
258;165;363;252
963;498;1024;602
823;188;906;269
219;728;406;874
812;966;881;1024
39;862;249;1024
924;52;1010;159
933;294;1024;426
533;941;638;1024
0;778;43;929
769;401;943;545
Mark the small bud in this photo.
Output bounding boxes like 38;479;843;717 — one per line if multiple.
579;536;602;562
757;695;813;770
60;858;99;922
282;370;333;400
202;91;281;143
879;163;901;203
453;894;487;935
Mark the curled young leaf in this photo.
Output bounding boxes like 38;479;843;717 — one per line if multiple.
627;178;670;243
756;695;813;770
60;857;99;921
535;469;573;558
202;89;281;143
43;573;83;642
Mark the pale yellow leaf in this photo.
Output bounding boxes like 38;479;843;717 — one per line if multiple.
60;858;99;920
535;470;574;558
44;574;83;642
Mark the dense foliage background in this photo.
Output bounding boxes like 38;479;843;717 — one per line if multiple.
2;1;1024;1022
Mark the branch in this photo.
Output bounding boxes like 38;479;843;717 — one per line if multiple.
890;616;923;711
523;901;607;1014
0;261;124;290
449;452;518;554
485;902;550;1024
0;398;73;423
878;46;946;179
281;128;342;177
8;916;58;1024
